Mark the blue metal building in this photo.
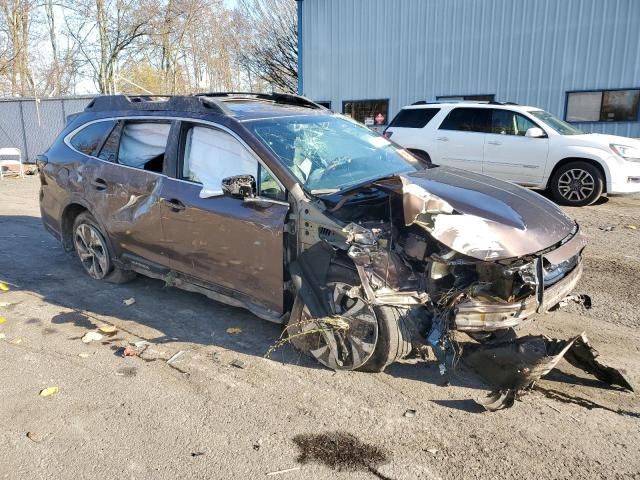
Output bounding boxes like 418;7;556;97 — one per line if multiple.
298;0;640;137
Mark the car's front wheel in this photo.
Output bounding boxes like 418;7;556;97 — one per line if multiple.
72;212;134;283
286;264;412;372
550;161;604;206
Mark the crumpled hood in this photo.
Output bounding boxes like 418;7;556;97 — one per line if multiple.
373;167;576;261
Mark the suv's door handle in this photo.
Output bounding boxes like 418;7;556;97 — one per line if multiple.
487;140;502;145
436;136;449;142
91;178;108;190
162;198;186;211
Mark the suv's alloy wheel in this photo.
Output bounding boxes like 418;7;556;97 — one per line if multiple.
74;222;111;280
550;161;604;207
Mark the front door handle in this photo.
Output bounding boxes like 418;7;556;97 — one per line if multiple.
487;140;502;145
436;136;449;142
162;198;186;211
91;178;108;191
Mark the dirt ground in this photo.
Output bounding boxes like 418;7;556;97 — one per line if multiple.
1;176;639;480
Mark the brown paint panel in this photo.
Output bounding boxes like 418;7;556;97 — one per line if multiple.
160;179;288;313
84;158;169;267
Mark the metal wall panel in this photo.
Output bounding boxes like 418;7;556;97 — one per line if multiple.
301;0;640;137
0;96;92;162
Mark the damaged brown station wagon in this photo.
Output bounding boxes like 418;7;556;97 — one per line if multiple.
38;94;631;404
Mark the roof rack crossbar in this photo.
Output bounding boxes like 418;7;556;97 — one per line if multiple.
194;91;327;110
84;94;229;115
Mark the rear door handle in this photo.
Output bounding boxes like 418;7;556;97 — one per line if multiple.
91;178;107;190
436;136;449;142
487;140;502;145
162;198;186;211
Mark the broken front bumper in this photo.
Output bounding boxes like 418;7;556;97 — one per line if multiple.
454;258;584;332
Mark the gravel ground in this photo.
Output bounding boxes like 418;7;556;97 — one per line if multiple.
0;176;639;480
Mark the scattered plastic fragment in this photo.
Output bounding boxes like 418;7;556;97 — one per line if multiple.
598;225;615;232
134;340;151;348
0;282;9;292
78;352;91;358
81;331;103;343
0;333;5;340
115;366;137;377
226;327;242;334
123;345;142;357
26;432;40;442
98;324;117;334
403;409;416;418
39;386;59;397
167;350;185;364
0;316;6;325
123;297;136;306
625;225;637;230
266;467;301;476
230;359;247;369
425;448;438;455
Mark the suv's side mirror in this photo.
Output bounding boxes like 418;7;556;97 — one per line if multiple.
525;127;545;138
222;174;256;199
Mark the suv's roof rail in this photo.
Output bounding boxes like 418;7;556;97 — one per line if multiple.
84;94;229;115
195;91;327;110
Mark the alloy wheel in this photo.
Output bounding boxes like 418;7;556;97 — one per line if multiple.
295;282;378;370
74;223;110;279
557;168;595;202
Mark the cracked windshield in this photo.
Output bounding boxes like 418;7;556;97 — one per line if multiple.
246;115;420;192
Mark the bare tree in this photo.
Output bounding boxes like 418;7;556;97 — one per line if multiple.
0;0;36;95
237;0;297;93
65;0;153;94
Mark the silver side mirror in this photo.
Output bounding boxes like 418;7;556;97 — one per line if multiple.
525;127;545;138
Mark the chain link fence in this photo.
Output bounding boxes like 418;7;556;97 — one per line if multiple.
0;96;94;163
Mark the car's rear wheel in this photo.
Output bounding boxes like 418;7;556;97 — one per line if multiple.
72;212;134;283
550;161;604;206
286;264;412;372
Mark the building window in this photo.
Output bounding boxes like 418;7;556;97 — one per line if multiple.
566;89;640;122
315;101;331;110
342;99;389;126
436;94;495;102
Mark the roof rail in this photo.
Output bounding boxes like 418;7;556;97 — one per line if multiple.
194;91;327;110
84;95;229;115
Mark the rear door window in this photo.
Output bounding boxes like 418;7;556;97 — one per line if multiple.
117;121;171;173
69;121;115;156
388;108;440;128
490;109;539;136
438;108;491;133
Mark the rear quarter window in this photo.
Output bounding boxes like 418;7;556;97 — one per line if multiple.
389;108;440;128
69;121;116;156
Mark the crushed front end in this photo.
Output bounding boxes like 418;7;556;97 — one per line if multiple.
289;168;632;407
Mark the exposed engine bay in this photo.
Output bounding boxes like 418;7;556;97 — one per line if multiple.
288;170;633;409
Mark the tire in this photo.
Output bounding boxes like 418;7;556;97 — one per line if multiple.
286;263;412;372
550;161;604;207
72;212;135;283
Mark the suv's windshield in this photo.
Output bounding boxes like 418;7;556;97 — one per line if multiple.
245;115;420;192
529;110;583;135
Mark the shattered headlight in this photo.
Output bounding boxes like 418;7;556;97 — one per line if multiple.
543;255;579;287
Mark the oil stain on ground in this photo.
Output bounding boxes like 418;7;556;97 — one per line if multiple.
293;431;390;478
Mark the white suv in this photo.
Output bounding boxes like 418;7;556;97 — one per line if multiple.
385;102;640;206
